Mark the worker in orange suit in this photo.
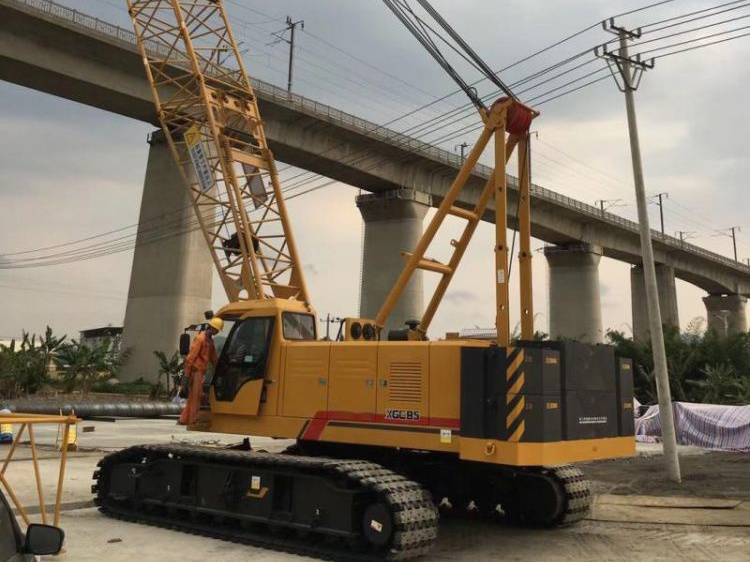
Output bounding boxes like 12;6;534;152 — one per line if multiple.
179;317;224;426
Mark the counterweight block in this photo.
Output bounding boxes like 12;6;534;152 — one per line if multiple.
460;341;633;465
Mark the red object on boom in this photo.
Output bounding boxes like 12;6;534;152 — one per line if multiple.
494;97;534;135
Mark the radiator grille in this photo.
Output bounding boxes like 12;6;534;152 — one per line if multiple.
389;361;422;403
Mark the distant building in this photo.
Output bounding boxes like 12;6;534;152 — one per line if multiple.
80;326;123;359
458;328;497;341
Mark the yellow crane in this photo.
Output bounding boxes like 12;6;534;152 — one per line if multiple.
93;1;635;559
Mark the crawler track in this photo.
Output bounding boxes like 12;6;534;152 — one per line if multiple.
93;445;438;561
547;464;591;526
287;442;591;528
447;463;592;526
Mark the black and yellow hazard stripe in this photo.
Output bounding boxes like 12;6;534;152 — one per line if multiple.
505;347;525;442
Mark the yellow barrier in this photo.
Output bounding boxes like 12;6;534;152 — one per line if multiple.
0;412;78;527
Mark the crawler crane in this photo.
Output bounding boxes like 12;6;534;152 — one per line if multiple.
93;1;635;559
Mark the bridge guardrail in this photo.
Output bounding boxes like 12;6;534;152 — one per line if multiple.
8;0;749;274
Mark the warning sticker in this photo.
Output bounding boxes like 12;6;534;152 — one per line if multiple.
370;519;383;533
184;124;214;192
496;269;506;284
440;429;452;444
251;475;261;491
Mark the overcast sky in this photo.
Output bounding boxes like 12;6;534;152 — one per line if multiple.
1;0;749;342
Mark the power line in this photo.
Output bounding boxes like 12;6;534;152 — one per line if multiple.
635;12;750;47
648;27;750;58
259;4;676;190
7;0;747;269
12;10;742;268
279;52;610;191
613;0;682;18
641;0;750;33
640;0;748;29
301;27;456;109
535;138;631;188
224;0;285;24
0;282;126;301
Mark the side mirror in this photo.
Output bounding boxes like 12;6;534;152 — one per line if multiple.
179;333;191;356
24;524;65;555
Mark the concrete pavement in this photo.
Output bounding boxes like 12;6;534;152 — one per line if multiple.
1;419;749;561
56;508;750;562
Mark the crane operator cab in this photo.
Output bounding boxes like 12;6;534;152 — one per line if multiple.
181;300;319;420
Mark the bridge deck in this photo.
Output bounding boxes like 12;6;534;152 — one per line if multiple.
1;0;748;295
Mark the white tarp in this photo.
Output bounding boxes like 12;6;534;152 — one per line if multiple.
635;401;750;452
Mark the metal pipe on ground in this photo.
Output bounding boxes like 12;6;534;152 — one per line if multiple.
0;402;182;419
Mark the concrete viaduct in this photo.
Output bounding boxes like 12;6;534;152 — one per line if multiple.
2;0;750;379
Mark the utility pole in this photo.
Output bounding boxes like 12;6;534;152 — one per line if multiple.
675;230;696;243
596;18;681;483
713;227;740;261
272;16;304;92
454;141;468;161
320;313;342;341
594;198;625;214
648;192;668;234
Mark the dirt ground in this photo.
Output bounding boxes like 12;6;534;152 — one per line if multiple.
57;508;750;562
4;420;750;561
582;450;750;499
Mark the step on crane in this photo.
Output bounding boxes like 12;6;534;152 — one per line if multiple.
93;1;635;560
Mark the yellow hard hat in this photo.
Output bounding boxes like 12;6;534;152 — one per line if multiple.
208;317;224;332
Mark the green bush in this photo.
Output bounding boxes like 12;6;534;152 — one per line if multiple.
0;327;66;398
55;337;126;394
606;318;750;405
90;378;154;395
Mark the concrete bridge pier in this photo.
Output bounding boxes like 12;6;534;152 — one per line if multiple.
120;131;213;382
631;264;680;341
703;294;748;336
356;189;429;336
545;244;603;343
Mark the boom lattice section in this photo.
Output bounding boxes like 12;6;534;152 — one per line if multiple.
126;0;309;303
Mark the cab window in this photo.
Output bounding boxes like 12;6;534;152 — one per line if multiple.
282;313;316;341
212;317;237;357
213;317;274;401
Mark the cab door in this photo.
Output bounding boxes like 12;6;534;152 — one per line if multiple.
211;316;275;417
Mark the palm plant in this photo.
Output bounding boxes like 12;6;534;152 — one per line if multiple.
55;338;114;394
153;350;184;398
0;338;22;398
